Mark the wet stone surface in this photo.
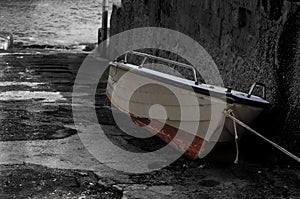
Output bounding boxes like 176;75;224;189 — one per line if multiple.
0;163;122;199
0;52;82;141
0;50;299;198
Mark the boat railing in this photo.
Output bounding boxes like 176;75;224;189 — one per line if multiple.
247;82;266;99
124;51;199;85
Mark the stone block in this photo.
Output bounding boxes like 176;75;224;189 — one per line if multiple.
211;0;220;15
210;14;222;39
189;0;202;7
184;16;198;36
188;5;200;19
200;10;211;28
219;0;233;20
203;0;211;11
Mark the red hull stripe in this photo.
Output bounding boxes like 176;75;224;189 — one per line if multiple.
106;91;205;159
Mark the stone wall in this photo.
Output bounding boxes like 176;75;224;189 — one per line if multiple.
109;0;300;156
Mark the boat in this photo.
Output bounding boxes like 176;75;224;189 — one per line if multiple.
106;51;269;159
0;32;13;50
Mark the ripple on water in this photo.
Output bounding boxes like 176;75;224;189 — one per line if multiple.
0;91;66;102
0;81;45;87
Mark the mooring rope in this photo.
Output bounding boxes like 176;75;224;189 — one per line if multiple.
226;109;239;164
224;109;300;163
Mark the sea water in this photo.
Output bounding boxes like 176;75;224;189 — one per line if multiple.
0;0;119;47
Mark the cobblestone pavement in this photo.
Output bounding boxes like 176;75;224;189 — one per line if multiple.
0;49;299;198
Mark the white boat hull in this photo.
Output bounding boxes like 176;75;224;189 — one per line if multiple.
106;62;267;159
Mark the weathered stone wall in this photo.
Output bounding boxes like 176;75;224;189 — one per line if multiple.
110;0;300;156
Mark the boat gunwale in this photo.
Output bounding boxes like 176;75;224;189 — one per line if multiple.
109;62;270;108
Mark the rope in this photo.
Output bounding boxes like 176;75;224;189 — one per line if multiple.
224;109;300;163
227;110;239;164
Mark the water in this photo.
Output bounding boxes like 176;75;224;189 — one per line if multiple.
0;91;66;102
0;0;118;46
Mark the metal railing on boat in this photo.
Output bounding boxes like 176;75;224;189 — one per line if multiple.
124;51;199;85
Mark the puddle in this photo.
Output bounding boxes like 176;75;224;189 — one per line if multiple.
0;81;45;88
0;91;66;102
